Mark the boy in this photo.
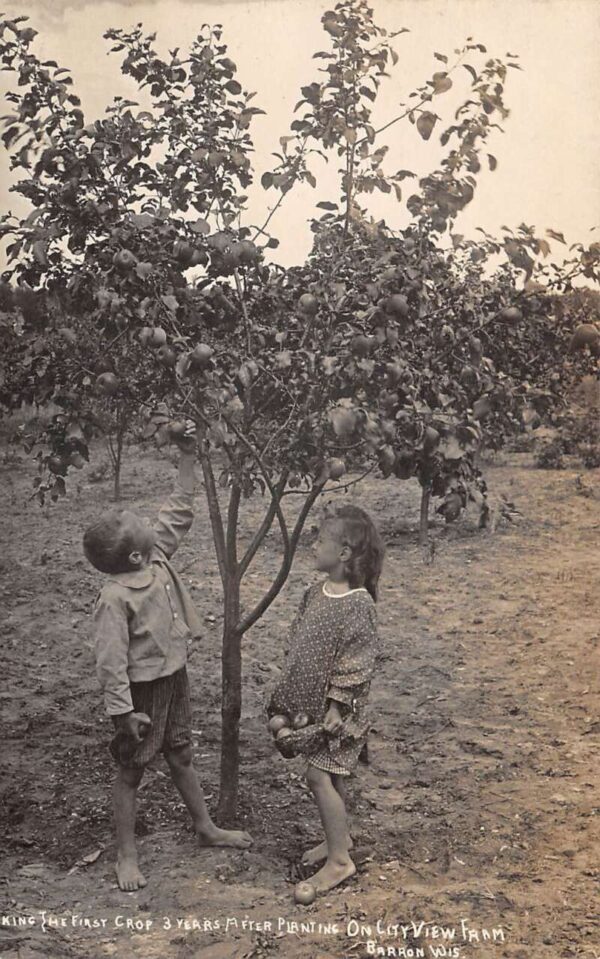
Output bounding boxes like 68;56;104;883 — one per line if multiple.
84;426;252;891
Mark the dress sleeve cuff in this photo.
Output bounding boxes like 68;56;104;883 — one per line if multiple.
327;686;355;707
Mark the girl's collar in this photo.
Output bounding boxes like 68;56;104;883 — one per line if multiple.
322;582;368;598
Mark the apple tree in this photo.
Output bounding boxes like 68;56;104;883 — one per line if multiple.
1;1;597;820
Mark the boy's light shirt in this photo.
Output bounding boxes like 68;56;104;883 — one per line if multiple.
92;483;202;716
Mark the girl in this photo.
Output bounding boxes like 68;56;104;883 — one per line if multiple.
269;504;385;895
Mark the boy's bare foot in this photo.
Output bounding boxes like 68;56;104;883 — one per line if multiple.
302;837;353;867
116;856;147;892
310;858;356;894
196;825;253;849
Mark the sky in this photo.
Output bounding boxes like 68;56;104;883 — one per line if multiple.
0;0;598;269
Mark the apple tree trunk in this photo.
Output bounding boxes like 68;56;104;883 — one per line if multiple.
216;573;242;823
419;483;431;545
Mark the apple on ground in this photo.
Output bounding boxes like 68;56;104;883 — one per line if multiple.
294;882;317;905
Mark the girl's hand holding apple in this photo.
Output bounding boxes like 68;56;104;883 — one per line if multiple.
323;701;344;735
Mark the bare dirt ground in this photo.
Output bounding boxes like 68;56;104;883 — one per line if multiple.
1;445;598;959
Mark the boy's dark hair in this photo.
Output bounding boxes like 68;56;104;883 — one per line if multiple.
83;512;137;574
331;504;385;602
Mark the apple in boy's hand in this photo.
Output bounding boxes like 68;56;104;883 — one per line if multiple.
117;711;152;744
269;714;290;735
171;419;196;452
292;712;310;730
294;881;316;905
276;727;293;740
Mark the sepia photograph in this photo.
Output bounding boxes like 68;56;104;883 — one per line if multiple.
0;1;598;958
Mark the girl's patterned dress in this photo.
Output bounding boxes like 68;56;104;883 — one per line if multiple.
269;582;380;776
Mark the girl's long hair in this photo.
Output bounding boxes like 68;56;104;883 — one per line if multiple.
329;504;385;602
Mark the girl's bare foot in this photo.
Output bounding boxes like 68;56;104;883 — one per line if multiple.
302;836;353;866
196;825;253;849
310;858;356;893
116;856;147;892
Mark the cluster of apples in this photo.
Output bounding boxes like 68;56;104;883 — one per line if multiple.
138;326;215;374
206;233;261;275
268;711;310;741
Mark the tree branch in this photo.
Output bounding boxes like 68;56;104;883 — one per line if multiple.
220;411;291;560
226;480;241;572
238;483;323;635
238;471;288;579
198;443;227;585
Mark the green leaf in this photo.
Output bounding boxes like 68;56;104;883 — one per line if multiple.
537;239;551;258
129;213;155;229
261;171;273;190
416;112;437;141
190;217;210;234
161;295;179;314
316;201;338;210
438;435;464;460
434;53;448;63
463;64;478;84
432;72;453;95
488;154;497;171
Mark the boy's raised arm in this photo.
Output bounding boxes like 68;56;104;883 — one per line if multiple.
153;426;197;559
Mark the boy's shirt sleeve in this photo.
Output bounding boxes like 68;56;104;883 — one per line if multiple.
152;482;194;559
93;590;133;716
328;600;379;707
